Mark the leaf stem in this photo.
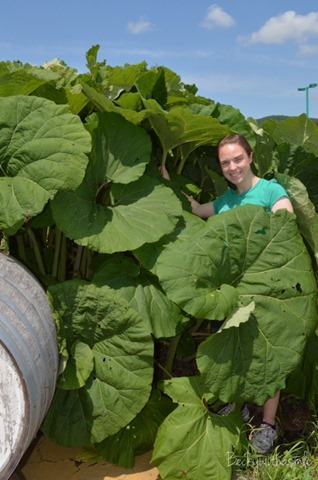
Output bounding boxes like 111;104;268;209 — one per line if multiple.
26;228;46;276
176;150;187;175
52;227;62;279
164;334;181;377
16;235;27;263
74;245;83;276
58;233;67;281
154;360;173;379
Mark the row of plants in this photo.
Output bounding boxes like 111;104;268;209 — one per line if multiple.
1;45;318;479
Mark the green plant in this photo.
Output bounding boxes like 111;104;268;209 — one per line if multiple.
0;45;318;480
233;439;318;479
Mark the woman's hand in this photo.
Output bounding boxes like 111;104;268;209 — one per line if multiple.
182;191;200;210
182;191;214;218
159;163;170;180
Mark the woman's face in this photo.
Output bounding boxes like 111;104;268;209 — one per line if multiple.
218;142;253;187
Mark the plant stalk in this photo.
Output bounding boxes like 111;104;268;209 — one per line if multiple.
26;228;46;276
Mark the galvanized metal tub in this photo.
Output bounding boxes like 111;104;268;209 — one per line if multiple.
0;253;59;480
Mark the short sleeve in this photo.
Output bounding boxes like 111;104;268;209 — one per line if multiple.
266;179;289;210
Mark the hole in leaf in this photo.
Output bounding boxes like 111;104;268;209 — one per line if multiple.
255;227;267;235
294;283;302;293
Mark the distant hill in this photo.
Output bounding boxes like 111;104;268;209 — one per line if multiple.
257;115;318;126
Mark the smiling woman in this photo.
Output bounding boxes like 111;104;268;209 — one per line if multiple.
182;133;295;454
185;133;293;218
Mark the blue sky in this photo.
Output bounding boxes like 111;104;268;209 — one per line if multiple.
2;0;318;119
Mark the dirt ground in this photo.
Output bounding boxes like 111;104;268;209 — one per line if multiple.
18;435;161;480
14;395;309;480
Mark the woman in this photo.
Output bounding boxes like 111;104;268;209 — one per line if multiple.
186;134;292;217
183;134;294;454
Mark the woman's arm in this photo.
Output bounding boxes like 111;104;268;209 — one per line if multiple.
271;197;294;213
183;193;215;218
159;166;215;218
159;164;170;180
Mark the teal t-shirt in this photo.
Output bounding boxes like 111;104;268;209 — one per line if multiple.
213;178;288;214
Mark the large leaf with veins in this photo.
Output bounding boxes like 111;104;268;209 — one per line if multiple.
137;205;318;404
0;95;90;234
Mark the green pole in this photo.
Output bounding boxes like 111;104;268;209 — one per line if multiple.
298;83;317;118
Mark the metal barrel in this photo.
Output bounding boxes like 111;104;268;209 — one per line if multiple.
0;254;59;480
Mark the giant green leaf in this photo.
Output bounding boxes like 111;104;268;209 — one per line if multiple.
0;95;91;233
271;114;318;153
81;82;156;125
52;176;182;253
198;310;299;405
65;87;90;115
42;280;154;446
152;376;243;480
0;61;59;96
92;254;188;338
134;212;203;273
93;388;175;468
115;92;144;111
141;211;238;319
85;111;152;184
261;115;318;207
104;61;148;93
253;129;276;177
141;206;317;403
276;173;318;265
57;341;94;390
149;107;230;164
0;176;52;234
189;102;255;146
41;388;92;447
135;67;167;106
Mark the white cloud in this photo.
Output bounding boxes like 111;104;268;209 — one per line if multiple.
245;11;318;47
201;4;235;30
127;17;154;35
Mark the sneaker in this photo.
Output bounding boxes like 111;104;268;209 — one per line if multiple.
249;422;277;454
218;402;250;422
218;402;235;416
241;403;250;422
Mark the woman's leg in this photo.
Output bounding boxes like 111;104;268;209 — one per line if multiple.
262;390;280;425
249;390;280;453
